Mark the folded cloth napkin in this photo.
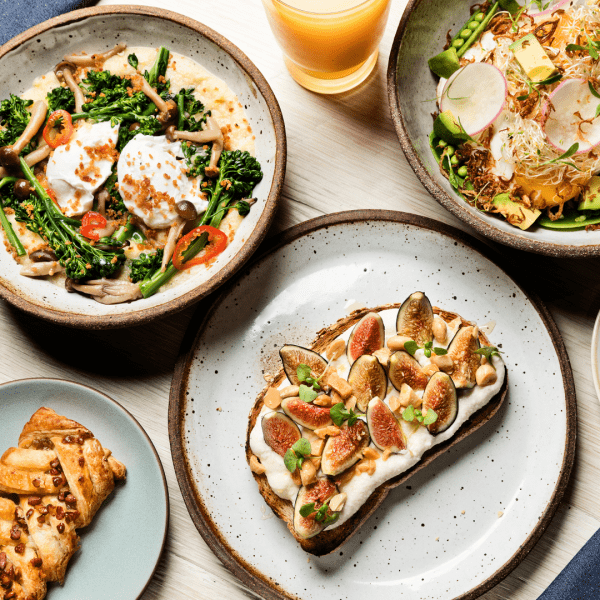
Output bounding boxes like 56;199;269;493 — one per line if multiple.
0;0;93;47
538;528;600;599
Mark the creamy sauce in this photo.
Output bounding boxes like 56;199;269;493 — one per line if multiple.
249;307;505;529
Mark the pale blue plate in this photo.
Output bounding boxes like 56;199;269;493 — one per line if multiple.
0;378;168;599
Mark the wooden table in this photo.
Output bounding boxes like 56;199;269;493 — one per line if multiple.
2;0;599;597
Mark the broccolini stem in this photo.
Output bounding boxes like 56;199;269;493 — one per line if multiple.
0;177;26;256
177;93;186;131
111;215;146;244
146;46;170;87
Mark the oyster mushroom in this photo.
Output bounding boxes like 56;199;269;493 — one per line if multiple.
0;100;48;169
54;61;85;113
69;279;142;304
63;43;127;67
20;261;64;277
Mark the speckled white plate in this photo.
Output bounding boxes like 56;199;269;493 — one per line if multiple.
0;378;168;599
0;6;285;328
169;211;576;600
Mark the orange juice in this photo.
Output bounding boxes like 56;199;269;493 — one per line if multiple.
261;0;392;93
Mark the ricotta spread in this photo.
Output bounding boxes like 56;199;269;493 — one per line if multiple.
249;307;505;529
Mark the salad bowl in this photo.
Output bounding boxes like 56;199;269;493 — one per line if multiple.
0;5;285;328
387;0;600;257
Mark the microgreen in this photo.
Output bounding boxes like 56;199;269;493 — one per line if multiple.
299;384;318;403
508;5;527;33
297;363;322;392
475;346;503;370
299;501;340;525
516;73;562;102
299;503;315;517
539;143;581;170
330;402;359;427
566;32;600;60
283;437;312;473
403;340;448;358
127;53;139;70
402;405;438;425
588;82;600;118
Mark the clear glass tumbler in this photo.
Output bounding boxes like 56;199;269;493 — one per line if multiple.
261;0;393;94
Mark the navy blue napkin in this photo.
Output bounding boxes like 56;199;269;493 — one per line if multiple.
538;528;600;599
0;0;92;47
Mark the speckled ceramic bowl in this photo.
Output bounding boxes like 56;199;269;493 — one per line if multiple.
387;0;600;257
0;6;285;328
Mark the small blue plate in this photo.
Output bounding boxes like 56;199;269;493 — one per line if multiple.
0;378;168;599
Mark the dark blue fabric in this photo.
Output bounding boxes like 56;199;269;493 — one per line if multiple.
538;528;600;599
0;0;87;47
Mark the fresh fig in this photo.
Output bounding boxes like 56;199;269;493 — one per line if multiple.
321;420;370;476
280;345;328;385
261;411;301;457
281;397;333;430
366;398;406;453
347;354;388;413
293;477;338;539
389;350;428;391
347;312;385;364
396;292;434;347
447;326;480;389
422;371;458;435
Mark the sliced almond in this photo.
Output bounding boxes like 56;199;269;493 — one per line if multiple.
372;347;391;368
313;394;334;407
330;389;344;405
382;448;393;462
345;395;357;411
430;354;454;373
249;455;266;475
310;438;325;456
315;425;341;439
355;458;376;476
329;492;347;512
290;469;302;486
399;383;421;408
326;339;346;360
263;387;282;409
280;385;300;399
388;395;401;413
325;372;353;399
310;456;322;471
363;447;380;460
300;460;317;486
422;363;440;377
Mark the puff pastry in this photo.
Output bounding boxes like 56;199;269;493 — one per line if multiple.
0;407;126;599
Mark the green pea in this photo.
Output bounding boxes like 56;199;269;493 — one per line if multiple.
460;29;472;39
452;38;464;48
446;145;455;157
437;140;448;148
468;21;479;30
450;155;460;166
457;165;468;177
474;12;484;21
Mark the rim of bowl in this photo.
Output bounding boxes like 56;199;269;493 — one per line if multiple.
386;0;600;258
591;311;600;401
0;5;286;329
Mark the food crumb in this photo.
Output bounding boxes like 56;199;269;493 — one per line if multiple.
461;510;465;515
307;557;310;563
435;537;439;541
498;511;504;518
216;407;222;412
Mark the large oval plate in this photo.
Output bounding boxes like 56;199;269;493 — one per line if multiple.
169;211;576;600
0;378;168;599
387;0;600;257
0;5;285;328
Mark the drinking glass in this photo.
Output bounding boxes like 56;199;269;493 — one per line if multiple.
261;0;393;94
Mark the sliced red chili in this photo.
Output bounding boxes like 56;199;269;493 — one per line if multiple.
172;225;227;270
80;211;107;241
43;110;74;149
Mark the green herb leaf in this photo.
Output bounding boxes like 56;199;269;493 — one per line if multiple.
423;408;438;426
566;44;586;52
330;403;359;427
402;404;415;422
299;384;318;403
404;341;419;356
315;503;329;522
589;80;600;99
347;412;358;426
299;503;315;518
127;53;139;70
475;346;502;362
539;143;580;169
292;438;312;457
284;448;298;473
297;364;312;382
433;347;448;356
323;512;339;526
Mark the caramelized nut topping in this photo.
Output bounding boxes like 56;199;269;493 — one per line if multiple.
32;478;41;488
30;558;43;568
27;496;41;506
26;509;33;519
56;506;65;520
65;494;77;506
57;523;65;534
50;458;60;469
14;544;24;556
78;457;85;467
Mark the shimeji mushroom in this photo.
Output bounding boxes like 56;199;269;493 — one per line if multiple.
63;43;128;67
139;77;178;126
54;62;85;113
0;100;48;169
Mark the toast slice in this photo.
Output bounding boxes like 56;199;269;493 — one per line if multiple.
245;303;508;556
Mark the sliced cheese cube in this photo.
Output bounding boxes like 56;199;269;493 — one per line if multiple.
510;33;557;83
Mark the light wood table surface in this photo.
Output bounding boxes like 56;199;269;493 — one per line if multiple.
2;0;599;598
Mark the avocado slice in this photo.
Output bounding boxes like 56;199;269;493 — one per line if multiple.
433;110;471;145
428;48;460;79
492;193;541;230
578;175;600;210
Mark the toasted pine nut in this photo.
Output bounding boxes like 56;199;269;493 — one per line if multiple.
329;493;347;512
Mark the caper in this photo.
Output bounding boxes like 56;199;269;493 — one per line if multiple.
13;179;33;200
468;21;479;30
457;165;468;177
450;155;460;166
460;29;472;39
175;200;198;221
452;38;464;48
0;146;20;169
446;145;455;157
437;140;448;148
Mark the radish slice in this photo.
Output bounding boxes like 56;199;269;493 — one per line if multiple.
543;78;600;154
527;0;570;17
439;63;507;136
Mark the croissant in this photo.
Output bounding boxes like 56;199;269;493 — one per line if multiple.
0;407;126;599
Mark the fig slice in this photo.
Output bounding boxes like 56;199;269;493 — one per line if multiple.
293;477;338;539
261;411;301;457
389;350;428;391
280;345;328;386
347;312;385;364
281;397;333;430
447;326;480;389
366;398;406;453
321;420;370;476
422;372;458;435
396;292;434;347
348;354;388;413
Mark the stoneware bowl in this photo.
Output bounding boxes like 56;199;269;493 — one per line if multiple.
387;0;600;257
0;5;285;328
169;210;576;600
0;378;168;599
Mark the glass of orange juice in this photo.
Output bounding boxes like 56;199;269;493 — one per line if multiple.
261;0;392;94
